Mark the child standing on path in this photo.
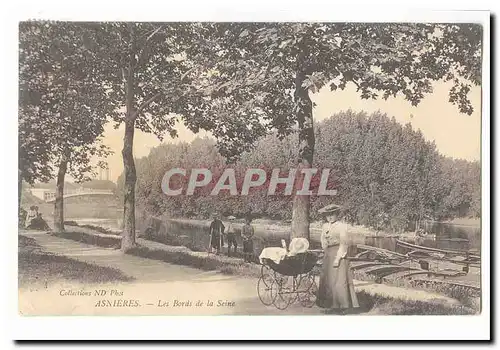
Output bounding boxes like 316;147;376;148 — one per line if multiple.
225;216;238;257
241;216;255;262
209;213;225;255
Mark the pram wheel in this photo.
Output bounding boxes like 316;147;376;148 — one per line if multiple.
270;274;295;310
297;273;318;308
257;265;275;306
257;251;320;310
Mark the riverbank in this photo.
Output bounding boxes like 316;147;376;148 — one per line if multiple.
22;229;474;316
31;224;479;315
163;217;390;241
136;215;480;252
63;222;480;296
67;215;480;253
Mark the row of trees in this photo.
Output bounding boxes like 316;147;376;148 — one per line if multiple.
19;22;481;248
123;110;480;232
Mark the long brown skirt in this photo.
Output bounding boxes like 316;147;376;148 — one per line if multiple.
316;245;359;310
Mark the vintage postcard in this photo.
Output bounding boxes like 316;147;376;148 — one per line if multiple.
14;6;490;341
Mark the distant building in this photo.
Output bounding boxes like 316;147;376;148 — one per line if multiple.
98;167;110;181
29;186;75;201
29;188;56;201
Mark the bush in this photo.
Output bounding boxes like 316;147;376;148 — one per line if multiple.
52;230;121;249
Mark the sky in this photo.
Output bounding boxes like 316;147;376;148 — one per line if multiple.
100;80;481;182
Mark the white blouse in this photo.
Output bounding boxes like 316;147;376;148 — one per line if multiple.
321;221;349;260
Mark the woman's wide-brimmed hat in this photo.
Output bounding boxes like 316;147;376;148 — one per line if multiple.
318;204;342;215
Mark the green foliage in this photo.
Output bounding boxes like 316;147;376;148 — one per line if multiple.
19;21;116;183
123;111;479;230
192;23;482;140
87;23;183;138
81;23;261;158
185;22;482;238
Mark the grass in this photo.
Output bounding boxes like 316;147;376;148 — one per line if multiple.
56;226;264;277
63;220;79;226
128;246;262;278
52;230;121;248
18;235;133;287
51;228;261;277
355;291;476;315
145;230;206;252
65;221;121;235
78;224;118;235
353;269;480;311
390;275;479;308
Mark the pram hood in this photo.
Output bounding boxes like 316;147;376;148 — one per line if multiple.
288;238;309;256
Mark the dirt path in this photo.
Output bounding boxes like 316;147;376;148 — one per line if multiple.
18;231;322;315
18;230;460;316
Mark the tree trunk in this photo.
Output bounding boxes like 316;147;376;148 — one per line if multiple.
121;37;137;252
18;170;22;220
122;118;137;251
291;66;315;240
54;157;68;232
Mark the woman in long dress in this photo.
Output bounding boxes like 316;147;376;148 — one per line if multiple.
316;205;359;313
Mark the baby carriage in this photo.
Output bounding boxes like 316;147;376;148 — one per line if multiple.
257;239;319;310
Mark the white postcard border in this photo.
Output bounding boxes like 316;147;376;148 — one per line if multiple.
3;0;491;342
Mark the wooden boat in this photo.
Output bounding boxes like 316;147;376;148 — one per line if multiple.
395;239;480;268
396;239;480;259
314;244;479;287
355;244;409;261
436;238;470;242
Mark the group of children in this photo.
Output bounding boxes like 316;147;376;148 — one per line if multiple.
208;214;255;262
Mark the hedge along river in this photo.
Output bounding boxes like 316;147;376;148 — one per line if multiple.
70;215;481;256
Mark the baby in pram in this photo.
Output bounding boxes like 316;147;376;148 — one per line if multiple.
259;238;314;274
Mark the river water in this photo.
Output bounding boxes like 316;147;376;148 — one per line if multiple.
71;216;481;256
